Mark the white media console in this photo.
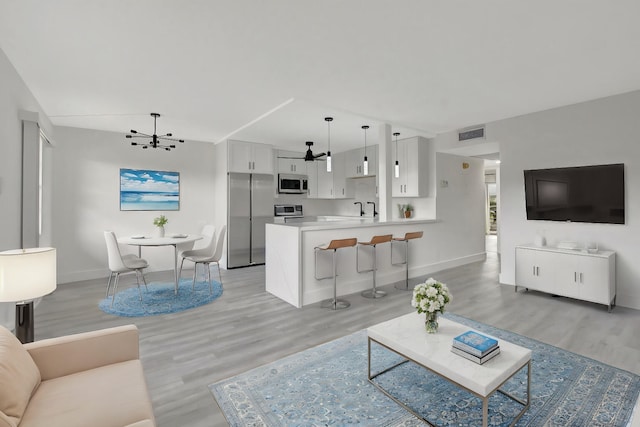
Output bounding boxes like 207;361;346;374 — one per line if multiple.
515;245;616;312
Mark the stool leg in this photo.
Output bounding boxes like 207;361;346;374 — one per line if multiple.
321;249;350;310
395;240;412;291
361;244;387;299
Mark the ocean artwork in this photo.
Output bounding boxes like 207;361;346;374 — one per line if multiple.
120;168;180;211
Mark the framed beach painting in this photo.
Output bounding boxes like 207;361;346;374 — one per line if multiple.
120;168;180;211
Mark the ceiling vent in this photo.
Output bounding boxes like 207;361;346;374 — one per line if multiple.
458;126;485;142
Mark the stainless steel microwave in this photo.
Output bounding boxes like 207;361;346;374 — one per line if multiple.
278;174;308;194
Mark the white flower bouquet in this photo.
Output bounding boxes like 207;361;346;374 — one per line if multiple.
411;278;452;315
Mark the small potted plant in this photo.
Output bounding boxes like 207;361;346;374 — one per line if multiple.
404;204;413;218
153;214;168;237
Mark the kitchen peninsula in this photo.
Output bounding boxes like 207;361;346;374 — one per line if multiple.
265;217;485;308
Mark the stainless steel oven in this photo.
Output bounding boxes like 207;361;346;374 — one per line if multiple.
278;174;308;194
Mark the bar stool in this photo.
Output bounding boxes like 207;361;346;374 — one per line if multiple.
315;238;358;310
392;231;424;290
357;234;393;298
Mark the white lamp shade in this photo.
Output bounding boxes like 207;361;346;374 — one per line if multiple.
0;248;57;302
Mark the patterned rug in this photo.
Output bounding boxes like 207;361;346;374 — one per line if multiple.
209;313;640;426
98;278;222;317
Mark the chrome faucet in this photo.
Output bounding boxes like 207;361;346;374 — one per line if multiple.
354;202;364;216
367;201;378;217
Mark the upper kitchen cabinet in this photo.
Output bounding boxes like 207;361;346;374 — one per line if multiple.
228;140;274;174
345;145;378;178
314;153;353;199
392;136;429;197
276;151;307;174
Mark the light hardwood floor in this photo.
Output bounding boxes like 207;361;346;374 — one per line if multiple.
34;238;640;426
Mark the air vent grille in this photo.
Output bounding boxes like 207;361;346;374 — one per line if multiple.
458;127;485;141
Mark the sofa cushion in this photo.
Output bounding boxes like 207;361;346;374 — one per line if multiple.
19;359;155;427
0;410;16;427
0;326;41;426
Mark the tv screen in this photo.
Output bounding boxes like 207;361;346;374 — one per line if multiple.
523;164;625;224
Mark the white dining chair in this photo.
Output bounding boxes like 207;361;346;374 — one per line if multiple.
181;225;226;293
104;231;149;307
177;224;216;279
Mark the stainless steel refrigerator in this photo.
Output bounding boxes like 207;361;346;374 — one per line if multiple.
227;173;274;268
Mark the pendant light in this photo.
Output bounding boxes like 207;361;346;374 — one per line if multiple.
362;125;369;175
393;132;400;178
325;117;333;172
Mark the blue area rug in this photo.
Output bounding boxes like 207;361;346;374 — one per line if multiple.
209;312;640;426
98;279;223;317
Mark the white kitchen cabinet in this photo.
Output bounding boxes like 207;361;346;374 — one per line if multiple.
305;161;318;198
515;245;616;311
277;152;307;174
345;145;377;178
307;154;353;199
228;140;274;174
392;136;429;197
331;154;353;199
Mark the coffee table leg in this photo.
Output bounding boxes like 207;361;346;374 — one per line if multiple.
482;397;488;427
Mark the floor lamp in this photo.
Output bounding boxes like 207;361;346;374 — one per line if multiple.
0;248;57;343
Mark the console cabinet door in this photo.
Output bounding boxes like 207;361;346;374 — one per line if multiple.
515;247;554;293
554;253;582;299
577;256;610;304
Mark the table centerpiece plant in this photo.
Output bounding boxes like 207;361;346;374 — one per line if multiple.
411;278;452;333
153;214;168;237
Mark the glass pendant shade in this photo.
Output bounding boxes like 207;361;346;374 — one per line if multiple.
393;132;400;178
325;117;333;172
362;125;369;176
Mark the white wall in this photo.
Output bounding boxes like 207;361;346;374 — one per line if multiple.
52;126;217;283
492;90;640;309
0;48;53;328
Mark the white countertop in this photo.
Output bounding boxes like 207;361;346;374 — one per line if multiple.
268;217;437;231
516;244;614;258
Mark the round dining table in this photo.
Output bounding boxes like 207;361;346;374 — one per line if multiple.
118;234;203;294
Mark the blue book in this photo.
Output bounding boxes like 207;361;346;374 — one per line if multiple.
453;331;499;357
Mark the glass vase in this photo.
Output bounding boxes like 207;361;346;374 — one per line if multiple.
425;312;439;333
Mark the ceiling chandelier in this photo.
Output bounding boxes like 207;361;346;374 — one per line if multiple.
126;113;184;151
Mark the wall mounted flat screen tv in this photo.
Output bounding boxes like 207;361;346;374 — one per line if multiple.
523;163;624;224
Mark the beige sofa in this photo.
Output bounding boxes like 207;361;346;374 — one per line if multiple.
0;324;155;427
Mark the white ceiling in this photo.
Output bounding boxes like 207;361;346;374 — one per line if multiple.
1;0;640;154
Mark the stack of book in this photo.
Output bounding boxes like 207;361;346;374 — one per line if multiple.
451;330;500;364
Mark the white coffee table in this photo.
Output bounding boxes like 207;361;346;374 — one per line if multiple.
367;312;531;427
